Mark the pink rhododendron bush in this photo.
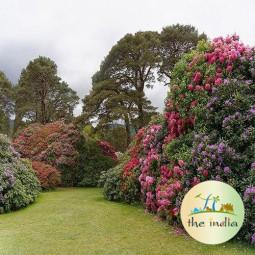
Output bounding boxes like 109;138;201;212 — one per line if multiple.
13;121;117;187
100;35;255;244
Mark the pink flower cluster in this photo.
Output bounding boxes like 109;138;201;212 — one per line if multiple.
187;35;253;92
143;124;162;151
123;157;140;176
139;149;159;192
164;112;194;143
208;35;252;64
156;162;185;215
139;125;162;212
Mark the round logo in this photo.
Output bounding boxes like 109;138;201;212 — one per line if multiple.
180;180;244;244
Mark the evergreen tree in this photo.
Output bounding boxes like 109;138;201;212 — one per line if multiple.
15;56;79;130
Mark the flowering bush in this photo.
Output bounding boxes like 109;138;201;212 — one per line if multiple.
171;35;253;118
244;184;255;244
101;35;255;245
0;134;40;213
32;161;61;189
13;121;116;186
13;121;80;168
184;81;255;242
13;121;80;185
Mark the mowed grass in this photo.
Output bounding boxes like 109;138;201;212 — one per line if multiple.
0;188;254;255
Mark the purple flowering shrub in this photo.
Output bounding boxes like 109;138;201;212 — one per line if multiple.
0;134;40;213
183;81;255;243
188;134;240;182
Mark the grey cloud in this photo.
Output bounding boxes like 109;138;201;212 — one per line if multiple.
0;0;254;116
0;41;62;83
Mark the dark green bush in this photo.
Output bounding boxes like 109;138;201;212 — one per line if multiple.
75;137;117;187
164;132;193;163
120;167;141;203
99;162;141;203
99;164;123;201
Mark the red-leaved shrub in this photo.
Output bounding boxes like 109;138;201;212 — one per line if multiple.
13;121;80;168
13;121;80;185
32;161;61;189
97;140;117;160
13;121;117;186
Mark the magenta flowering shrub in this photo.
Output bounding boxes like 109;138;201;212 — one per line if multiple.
102;35;255;245
164;111;194;144
156;163;184;218
169;36;254;121
243;184;255;242
123;157;140;176
139;124;162;211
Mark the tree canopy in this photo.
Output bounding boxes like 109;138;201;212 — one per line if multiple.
82;77;156;145
97;31;160;128
0;71;13;134
159;24;207;85
15;56;79;130
82;24;206;147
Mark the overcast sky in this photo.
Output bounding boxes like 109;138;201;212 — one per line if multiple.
0;0;254;115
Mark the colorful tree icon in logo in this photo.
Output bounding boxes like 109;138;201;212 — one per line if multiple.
192;193;225;214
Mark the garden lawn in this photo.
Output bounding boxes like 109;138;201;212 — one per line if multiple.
0;188;254;255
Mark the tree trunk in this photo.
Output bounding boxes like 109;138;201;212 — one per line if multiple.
137;91;144;129
41;98;47;124
124;113;131;146
14;113;22;133
40;82;49;124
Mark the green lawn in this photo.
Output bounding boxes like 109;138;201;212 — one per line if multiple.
0;188;254;255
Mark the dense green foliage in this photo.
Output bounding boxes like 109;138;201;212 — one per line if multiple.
99;149;141;204
99;125;128;152
75;137;117;187
0;72;13;135
82;124;128;152
98;164;123;201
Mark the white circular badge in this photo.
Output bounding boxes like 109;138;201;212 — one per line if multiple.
180;181;244;244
